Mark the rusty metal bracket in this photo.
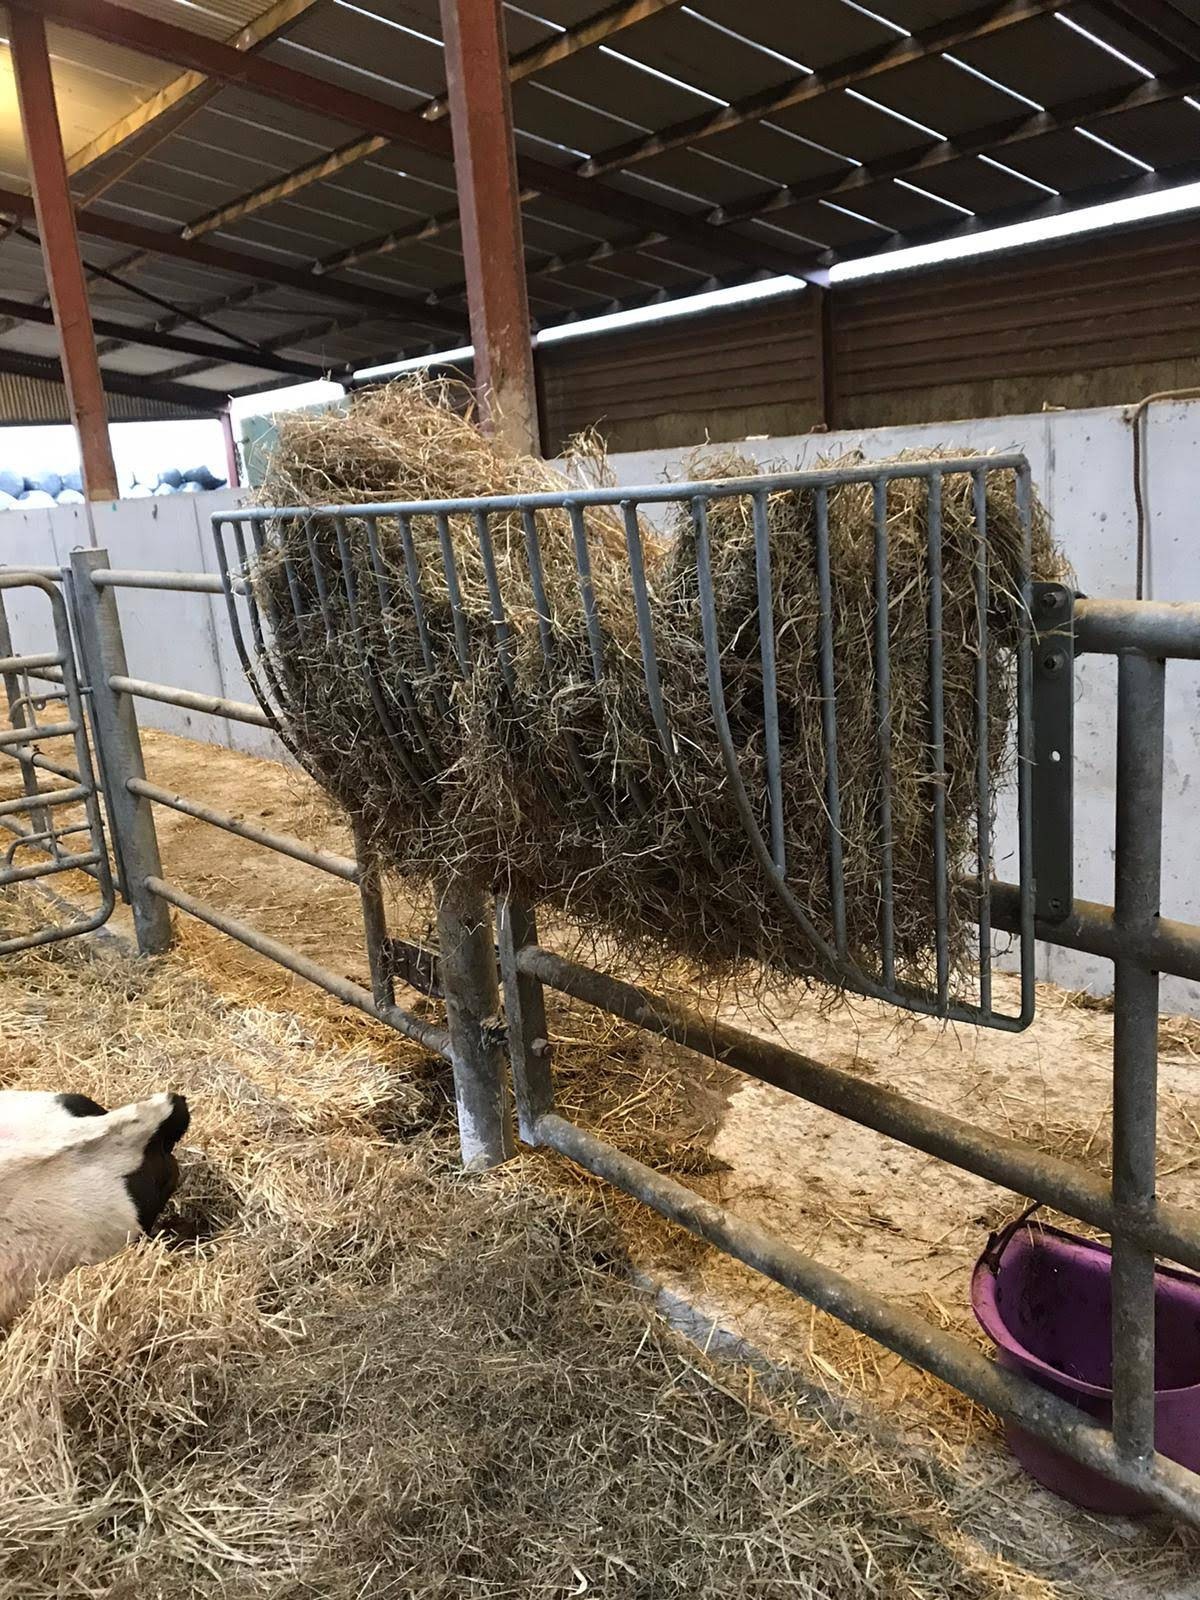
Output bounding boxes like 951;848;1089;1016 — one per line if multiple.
1031;582;1075;923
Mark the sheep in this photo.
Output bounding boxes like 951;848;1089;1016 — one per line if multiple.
0;1090;189;1328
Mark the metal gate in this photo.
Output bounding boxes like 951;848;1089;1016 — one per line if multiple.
0;570;113;954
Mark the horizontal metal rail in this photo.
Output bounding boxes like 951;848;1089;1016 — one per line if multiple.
0;744;86;786
232;454;1029;522
128;777;358;882
515;943;1200;1273
144;876;450;1057
0;813;103;883
0;650;63;675
1074;599;1200;659
89;568;246;595
107;674;269;728
1;848;101;886
0;783;87;819
991;880;1200;984
536;1113;1200;1527
0;719;78;748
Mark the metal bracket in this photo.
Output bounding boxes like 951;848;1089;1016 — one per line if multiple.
1031;582;1075;923
384;936;443;998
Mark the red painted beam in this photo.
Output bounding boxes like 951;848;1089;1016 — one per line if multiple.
9;8;118;500
14;0;805;278
0;183;467;333
438;0;537;455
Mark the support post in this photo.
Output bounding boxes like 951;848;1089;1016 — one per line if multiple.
437;0;551;1165
438;0;538;454
69;548;172;954
497;896;552;1144
1110;649;1165;1463
435;876;513;1167
221;408;242;488
9;9;119;503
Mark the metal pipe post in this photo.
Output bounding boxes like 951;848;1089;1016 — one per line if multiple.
436;875;514;1167
497;895;553;1144
69;548;172;954
1111;648;1166;1462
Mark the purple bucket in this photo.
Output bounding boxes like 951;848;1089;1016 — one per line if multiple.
972;1219;1200;1514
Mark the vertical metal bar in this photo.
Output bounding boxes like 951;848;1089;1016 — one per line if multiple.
752;489;785;873
0;588;50;848
623;500;674;761
304;517;336;642
1013;468;1037;1028
972;469;993;1016
435;512;472;677
69;548;171;954
927;473;950;1011
814;486;847;958
436;875;514;1167
569;501;606;682
522;507;556;661
1111;648;1165;1463
497;894;553;1145
9;9;119;502
362;516;442;768
873;476;895;987
473;508;517;694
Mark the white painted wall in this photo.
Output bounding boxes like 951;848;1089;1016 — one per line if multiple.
2;400;1197;1009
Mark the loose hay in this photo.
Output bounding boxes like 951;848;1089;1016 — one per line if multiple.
0;898;1111;1600
256;380;1064;996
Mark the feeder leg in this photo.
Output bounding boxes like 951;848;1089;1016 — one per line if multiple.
436;874;513;1168
497;895;553;1145
1111;649;1164;1465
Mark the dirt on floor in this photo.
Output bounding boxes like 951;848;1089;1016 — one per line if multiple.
3;726;1200;1596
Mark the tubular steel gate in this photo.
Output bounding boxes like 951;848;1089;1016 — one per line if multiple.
0;452;1197;1526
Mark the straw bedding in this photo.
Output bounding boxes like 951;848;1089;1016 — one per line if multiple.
0;897;1085;1600
255;380;1064;993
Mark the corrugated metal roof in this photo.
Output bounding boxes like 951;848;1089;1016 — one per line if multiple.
2;0;1200;417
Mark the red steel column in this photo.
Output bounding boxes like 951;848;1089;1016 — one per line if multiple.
438;0;538;455
10;6;119;501
220;408;242;487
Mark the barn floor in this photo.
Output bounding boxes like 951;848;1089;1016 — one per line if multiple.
2;726;1199;1596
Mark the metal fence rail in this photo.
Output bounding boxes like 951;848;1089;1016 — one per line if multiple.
0;571;113;953
0;453;1196;1526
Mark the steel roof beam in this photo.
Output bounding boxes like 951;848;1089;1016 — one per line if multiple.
578;0;1071;176
0;294;337;379
710;66;1200;233
16;0;804;277
0;182;469;333
1090;0;1200;71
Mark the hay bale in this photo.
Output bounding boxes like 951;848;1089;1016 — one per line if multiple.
255;379;1063;993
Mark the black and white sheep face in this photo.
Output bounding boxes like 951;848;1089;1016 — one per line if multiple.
0;1090;190;1328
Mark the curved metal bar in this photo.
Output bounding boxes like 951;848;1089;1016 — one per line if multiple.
211;519;305;765
435;512;472;679
473;508;517;696
972;469;993;1017
752;488;785;874
332;518;432;794
872;476;895;988
926;474;950;1012
363;515;443;771
621;500;674;763
569;502;606;682
814;486;847;959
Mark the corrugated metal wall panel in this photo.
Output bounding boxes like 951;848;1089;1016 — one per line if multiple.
0;370;206;425
538;216;1200;451
538;294;821;452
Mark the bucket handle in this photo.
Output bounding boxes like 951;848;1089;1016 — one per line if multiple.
980;1202;1042;1276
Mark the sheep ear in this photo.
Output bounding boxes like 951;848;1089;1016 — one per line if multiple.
58;1093;185;1157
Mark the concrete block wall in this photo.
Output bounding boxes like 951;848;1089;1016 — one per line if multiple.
2;399;1197;1009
